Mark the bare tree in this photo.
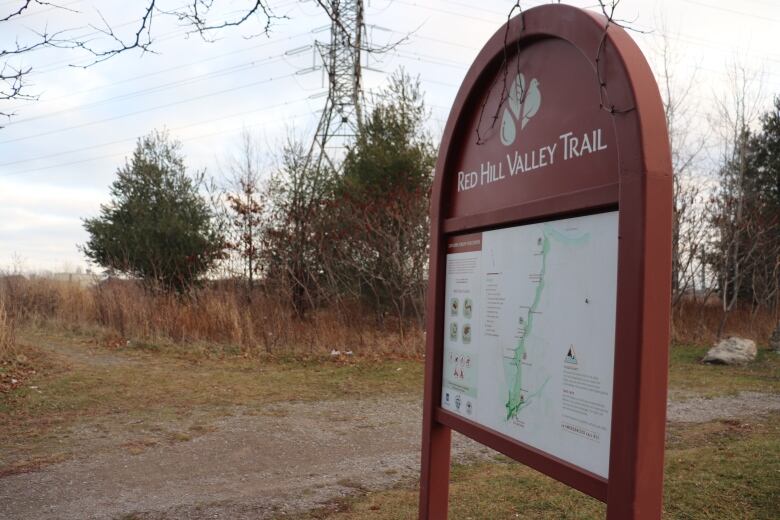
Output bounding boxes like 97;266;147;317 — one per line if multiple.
1;1;279;123
653;29;711;307
317;70;434;336
709;62;765;337
319;184;430;337
261;137;333;317
223;130;265;295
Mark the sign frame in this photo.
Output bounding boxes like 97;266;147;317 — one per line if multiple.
419;5;672;520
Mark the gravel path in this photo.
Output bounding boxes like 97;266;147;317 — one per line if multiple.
0;397;488;520
666;391;780;423
2;391;778;519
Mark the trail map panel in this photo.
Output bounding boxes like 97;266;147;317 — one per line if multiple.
441;211;618;478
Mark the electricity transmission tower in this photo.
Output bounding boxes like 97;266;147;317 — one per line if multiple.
307;0;365;173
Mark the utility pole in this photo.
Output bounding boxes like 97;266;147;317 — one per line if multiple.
307;0;365;173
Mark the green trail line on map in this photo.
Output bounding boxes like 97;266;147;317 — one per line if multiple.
504;232;549;420
504;225;589;421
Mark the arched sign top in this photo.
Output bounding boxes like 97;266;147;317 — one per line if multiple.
433;4;670;223
421;5;673;520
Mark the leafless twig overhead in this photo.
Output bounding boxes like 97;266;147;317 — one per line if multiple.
0;1;278;124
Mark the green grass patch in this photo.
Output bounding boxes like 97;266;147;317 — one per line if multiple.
664;414;780;519
314;414;780;520
0;329;423;474
669;345;780;398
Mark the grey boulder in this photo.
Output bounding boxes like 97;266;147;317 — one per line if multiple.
703;337;757;365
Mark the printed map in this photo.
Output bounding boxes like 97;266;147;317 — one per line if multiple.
441;211;618;477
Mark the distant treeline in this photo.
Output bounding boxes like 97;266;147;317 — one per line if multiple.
69;72;780;343
80;71;434;333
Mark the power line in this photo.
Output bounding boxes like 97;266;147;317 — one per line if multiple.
383;19;780;85
394;1;780;68
0;97;316;176
392;0;503;26
0;96;316;169
383;28;481;51
1;108;316;179
29;24;195;75
422;0;516;18
5;0;83;21
6;54;290;126
394;49;470;70
680;0;780;24
20;0;299;76
13;29;315;109
0;72;299;145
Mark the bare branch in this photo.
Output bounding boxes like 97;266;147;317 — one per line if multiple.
314;0;408;54
1;0;78;23
162;0;278;42
0;0;278;123
67;4;158;67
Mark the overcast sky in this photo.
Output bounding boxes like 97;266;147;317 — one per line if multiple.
1;0;778;273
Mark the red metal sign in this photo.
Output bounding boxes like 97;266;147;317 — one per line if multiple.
419;4;672;519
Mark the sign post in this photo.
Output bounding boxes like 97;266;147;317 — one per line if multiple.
419;5;672;519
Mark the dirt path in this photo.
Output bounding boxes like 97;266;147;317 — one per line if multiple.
0;397;489;520
3;335;779;519
32;338;139;367
2;390;779;520
666;391;780;423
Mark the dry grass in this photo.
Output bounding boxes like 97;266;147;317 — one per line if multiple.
0;298;39;394
3;276;776;359
668;345;780;399
672;300;777;346
0;276;424;358
0;300;15;361
0;328;424;475
311;414;780;520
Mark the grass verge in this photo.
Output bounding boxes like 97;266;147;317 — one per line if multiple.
0;328;423;475
310;414;780;520
668;344;780;398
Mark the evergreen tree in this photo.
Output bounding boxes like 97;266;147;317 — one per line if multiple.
82;130;225;292
325;70;436;324
710;96;780;312
743;96;780;308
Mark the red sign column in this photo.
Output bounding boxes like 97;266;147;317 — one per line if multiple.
420;4;672;519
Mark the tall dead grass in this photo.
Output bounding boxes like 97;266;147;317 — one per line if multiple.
0;300;16;362
672;299;777;346
0;276;424;357
3;277;776;357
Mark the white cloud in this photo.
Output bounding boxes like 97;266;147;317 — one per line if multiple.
1;0;779;270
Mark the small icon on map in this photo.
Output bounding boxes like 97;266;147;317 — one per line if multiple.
463;298;473;318
565;344;578;365
455;395;462;411
445;392;450;404
537;236;542;246
450;298;459;316
449;322;458;340
462;323;472;344
466;401;473;415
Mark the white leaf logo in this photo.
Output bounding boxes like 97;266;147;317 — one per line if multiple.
500;73;542;146
500;109;516;147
